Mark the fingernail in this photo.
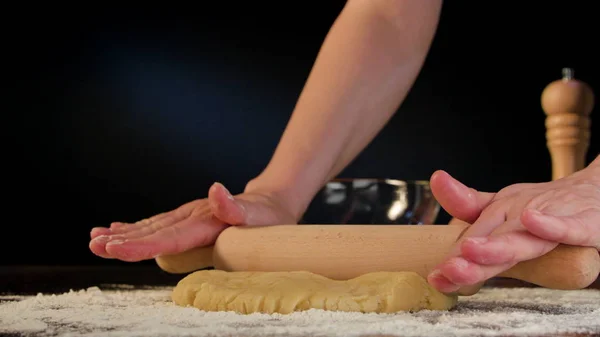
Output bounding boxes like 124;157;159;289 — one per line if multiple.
92;235;110;243
220;184;234;200
212;182;234;201
465;237;488;245
428;269;459;293
428;269;442;279
450;257;469;270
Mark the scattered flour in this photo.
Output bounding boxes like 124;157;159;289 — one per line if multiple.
1;286;599;337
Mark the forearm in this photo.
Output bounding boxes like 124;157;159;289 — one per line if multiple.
246;0;442;220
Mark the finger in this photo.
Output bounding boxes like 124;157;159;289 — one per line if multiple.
123;207;198;239
208;182;295;226
447;204;509;258
88;235;114;259
432;230;559;292
208;182;248;225
428;207;509;287
105;215;228;262
90;227;111;239
90;212;175;241
109;222;129;230
89;224;121;241
90;214;182;250
108;211;174;235
460;231;559;265
430;170;496;223
427;269;460;294
430;256;515;291
521;208;600;250
89;210;188;258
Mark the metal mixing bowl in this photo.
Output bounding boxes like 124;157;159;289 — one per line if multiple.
300;179;440;225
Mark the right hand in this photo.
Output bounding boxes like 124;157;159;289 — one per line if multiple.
89;182;298;262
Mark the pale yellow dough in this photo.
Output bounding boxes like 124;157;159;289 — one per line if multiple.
171;270;457;314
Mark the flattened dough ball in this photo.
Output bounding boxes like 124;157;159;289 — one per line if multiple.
171;270;457;314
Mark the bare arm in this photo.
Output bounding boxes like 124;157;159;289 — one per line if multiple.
245;0;443;220
88;0;443;262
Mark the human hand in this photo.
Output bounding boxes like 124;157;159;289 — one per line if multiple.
426;157;600;294
89;182;297;262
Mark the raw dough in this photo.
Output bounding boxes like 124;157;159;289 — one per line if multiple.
171;270;457;314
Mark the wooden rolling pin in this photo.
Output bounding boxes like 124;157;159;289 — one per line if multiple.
156;223;600;290
156;68;598;291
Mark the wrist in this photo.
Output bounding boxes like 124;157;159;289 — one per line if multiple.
244;173;317;222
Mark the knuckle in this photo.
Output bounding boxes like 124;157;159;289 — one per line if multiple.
475;200;500;221
561;191;580;202
496;183;537;199
576;181;600;197
571;216;594;246
525;191;554;213
497;234;518;261
135;218;153;226
148;221;163;233
178;207;194;218
169;226;184;252
534;240;553;259
554;220;572;243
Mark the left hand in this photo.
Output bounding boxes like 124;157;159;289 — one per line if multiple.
426;156;600;294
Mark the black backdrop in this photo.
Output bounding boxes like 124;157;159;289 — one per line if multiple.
6;2;599;266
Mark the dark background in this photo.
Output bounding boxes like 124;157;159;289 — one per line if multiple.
5;2;598;267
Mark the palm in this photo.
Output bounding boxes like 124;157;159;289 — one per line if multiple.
89;183;297;262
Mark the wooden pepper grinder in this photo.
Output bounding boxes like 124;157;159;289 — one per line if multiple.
541;68;594;180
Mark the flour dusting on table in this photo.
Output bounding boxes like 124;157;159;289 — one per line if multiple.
1;285;599;337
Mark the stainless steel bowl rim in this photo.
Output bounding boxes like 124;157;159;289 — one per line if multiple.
328;179;431;187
